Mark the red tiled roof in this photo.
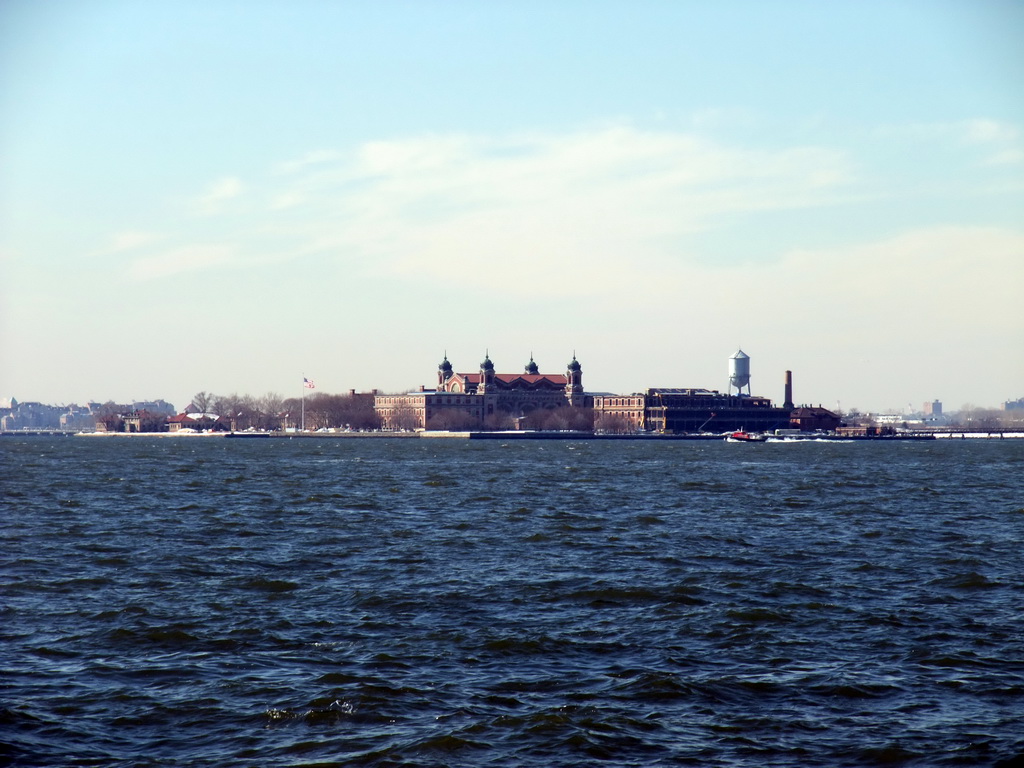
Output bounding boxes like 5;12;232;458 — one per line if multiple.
460;373;568;385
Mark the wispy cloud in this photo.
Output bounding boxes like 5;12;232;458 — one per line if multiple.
106;231;161;253
129;244;234;281
117;123;1022;307
780;226;1024;322
772;226;1024;408
196;176;245;213
964;118;1018;144
876;118;1023;167
626;224;1024;337
985;148;1024;166
963;119;1022;166
270;127;855;296
277;149;346;174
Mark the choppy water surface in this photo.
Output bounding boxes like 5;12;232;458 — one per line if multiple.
2;436;1023;767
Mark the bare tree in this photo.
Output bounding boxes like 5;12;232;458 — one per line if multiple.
595;412;635;434
260;392;283;415
953;406;1005;429
389;404;421;431
520;406;592;431
433;409;482;431
257;392;284;430
303;393;346;429
345;394;380;430
138;411;169;432
173;388;379;432
280;397;302;430
190;391;215;413
96;412;124;432
484;411;516;430
214;393;244;425
565;406;595;431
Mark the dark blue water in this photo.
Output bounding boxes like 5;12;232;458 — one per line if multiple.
2;436;1023;767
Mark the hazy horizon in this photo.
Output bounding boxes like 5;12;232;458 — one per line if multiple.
0;351;1014;418
2;1;1022;414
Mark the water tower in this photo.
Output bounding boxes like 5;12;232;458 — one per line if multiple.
729;349;751;396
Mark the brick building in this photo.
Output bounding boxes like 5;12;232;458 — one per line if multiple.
645;388;792;433
375;351;802;434
375;353;587;431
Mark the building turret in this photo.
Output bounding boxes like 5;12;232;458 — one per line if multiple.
525;354;539;375
479;352;495;392
565;354;584;406
437;354;453;389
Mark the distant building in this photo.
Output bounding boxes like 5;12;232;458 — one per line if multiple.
167;413;230;432
1;401;67;430
375;353;586;431
121;410;167;433
645;388;791;433
131;399;176;415
60;406;96;431
376;351;802;434
873;414;907;425
788;406;842;432
589;393;647;433
924;400;942;416
1003;398;1024;412
836;425;896;437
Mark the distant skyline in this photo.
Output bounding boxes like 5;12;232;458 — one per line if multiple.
2;1;1022;413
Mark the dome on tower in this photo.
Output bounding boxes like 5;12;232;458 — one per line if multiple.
438;355;452;374
567;355;581;372
525;355;539;375
480;354;494;372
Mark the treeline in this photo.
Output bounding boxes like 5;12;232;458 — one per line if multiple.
90;390;631;433
92;401;174;433
190;391;380;431
842;405;1023;430
948;405;1022;429
421;405;597;432
387;404;633;433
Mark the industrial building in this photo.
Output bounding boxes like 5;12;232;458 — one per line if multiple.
640;349;795;433
644;388;790;433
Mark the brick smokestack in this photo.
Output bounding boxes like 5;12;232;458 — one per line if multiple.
783;370;794;410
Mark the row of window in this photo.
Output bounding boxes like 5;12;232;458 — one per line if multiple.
594;397;643;408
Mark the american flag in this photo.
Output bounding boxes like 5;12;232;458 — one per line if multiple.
303;377;315;389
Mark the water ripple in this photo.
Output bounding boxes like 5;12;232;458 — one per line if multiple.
2;437;1023;766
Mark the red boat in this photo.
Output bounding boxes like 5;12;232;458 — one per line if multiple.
728;430;767;442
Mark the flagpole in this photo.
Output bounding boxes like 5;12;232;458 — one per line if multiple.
300;376;315;431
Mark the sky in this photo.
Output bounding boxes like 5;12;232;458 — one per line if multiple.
1;0;1022;414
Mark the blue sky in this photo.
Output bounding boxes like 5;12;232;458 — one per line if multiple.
2;0;1022;413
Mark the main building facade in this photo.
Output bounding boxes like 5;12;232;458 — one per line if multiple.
375;354;591;431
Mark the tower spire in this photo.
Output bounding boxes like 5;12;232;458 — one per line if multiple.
525;351;539;375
